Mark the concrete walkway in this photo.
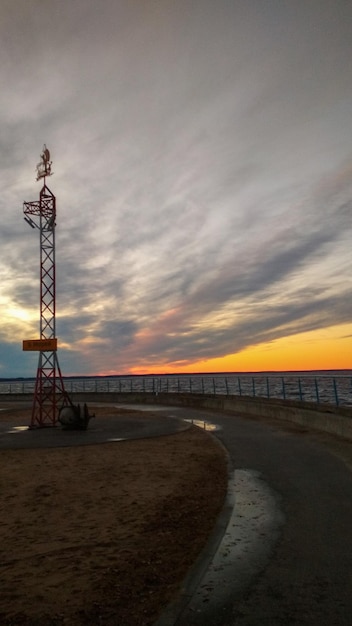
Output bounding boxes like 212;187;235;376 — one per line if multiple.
156;405;352;626
0;403;188;450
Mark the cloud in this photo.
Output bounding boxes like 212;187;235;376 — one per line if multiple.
1;0;352;376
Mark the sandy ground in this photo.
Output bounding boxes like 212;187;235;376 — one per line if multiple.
0;407;227;626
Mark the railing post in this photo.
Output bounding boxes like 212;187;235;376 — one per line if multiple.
213;377;216;395
298;378;303;401
225;377;229;395
282;377;286;400
190;378;192;393
314;378;320;404
266;377;270;398
202;377;204;394
252;377;255;397
333;378;339;406
238;377;242;396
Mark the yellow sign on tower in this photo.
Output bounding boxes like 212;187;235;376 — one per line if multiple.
22;339;57;352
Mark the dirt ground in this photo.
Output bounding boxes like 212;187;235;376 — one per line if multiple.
0;407;228;626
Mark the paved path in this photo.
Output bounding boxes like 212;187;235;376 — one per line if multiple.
157;406;352;626
0;403;188;450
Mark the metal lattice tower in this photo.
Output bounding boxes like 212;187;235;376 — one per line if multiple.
23;146;70;427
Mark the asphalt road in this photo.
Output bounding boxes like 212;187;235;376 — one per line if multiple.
161;406;352;626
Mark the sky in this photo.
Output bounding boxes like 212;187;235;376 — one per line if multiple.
1;0;352;377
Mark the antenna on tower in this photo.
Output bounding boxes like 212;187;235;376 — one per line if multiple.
36;144;53;181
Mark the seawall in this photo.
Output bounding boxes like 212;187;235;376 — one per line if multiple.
3;392;352;441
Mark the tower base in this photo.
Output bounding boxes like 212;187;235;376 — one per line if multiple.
30;350;71;428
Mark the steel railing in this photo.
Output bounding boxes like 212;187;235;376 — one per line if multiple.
1;375;352;407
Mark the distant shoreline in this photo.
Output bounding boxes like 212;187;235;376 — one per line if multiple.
2;369;352;381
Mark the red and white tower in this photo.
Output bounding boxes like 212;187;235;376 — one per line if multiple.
23;146;70;427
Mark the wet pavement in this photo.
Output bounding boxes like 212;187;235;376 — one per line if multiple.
0;403;189;450
155;405;352;626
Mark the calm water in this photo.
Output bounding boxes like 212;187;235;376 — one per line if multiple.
1;371;352;407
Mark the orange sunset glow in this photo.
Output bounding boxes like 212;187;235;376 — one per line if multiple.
128;323;352;375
